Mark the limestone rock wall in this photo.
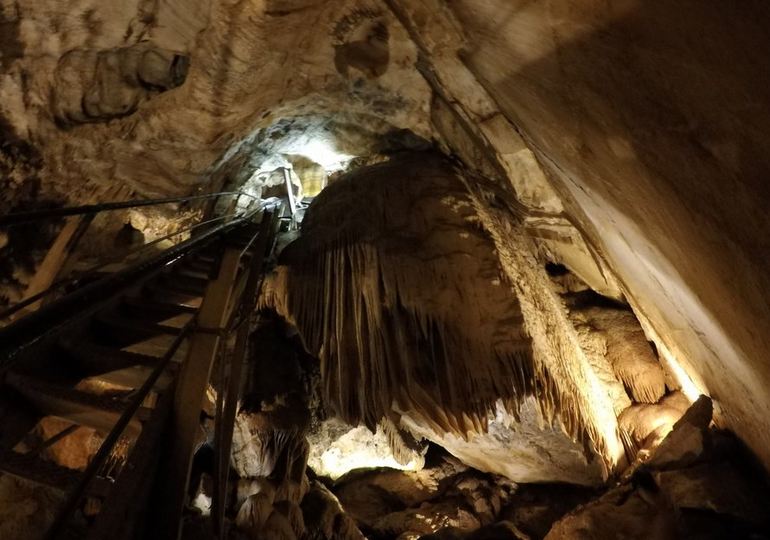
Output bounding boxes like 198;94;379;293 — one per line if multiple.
441;0;770;469
3;0;770;482
0;0;432;205
52;44;190;126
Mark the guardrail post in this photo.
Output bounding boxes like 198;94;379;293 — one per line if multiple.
211;210;276;538
152;245;242;540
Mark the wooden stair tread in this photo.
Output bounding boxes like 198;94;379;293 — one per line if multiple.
94;312;182;334
142;281;203;306
60;338;162;372
120;296;198;318
0;449;112;497
81;364;174;392
172;266;213;281
183;259;216;274
158;273;208;296
6;373;148;436
89;313;183;348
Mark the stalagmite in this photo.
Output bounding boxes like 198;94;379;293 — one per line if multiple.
236;477;276;509
617;393;690;459
261;510;298;540
274;500;306;539
301;481;366;540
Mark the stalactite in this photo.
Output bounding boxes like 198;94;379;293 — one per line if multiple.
460;168;624;473
260;152;623;472
262;241;533;443
571;307;666;405
380;416;427;467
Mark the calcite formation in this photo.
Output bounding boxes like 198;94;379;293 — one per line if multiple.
261;152;625;482
52;44;189;126
3;0;770;537
2;0;770;477
263;152;533;435
546;398;770;539
0;0;432;204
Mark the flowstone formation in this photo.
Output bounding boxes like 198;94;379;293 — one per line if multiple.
266;151;533;433
261;151;618;484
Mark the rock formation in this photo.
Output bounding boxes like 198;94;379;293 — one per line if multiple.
3;0;770;538
261;151;629;483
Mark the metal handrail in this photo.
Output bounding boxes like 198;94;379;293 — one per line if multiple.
0;209;250;321
0;208;260;369
210;208;280;538
45;321;194;540
0;191;259;227
44;207;273;539
0;190;259;323
0;193;274;539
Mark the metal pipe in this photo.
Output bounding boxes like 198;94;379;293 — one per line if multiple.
282;168;297;216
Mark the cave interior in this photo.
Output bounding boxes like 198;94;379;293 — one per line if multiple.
1;1;770;539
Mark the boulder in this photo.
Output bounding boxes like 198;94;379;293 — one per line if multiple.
372;501;481;538
647;395;712;470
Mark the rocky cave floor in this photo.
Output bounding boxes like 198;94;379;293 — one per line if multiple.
181;308;770;540
185;405;770;540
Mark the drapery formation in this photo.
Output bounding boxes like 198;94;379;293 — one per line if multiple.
262;152;535;435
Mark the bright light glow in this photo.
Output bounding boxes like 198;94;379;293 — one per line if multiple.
291;139;354;172
319;445;422;480
655;340;703;403
192;492;212;516
580;349;626;469
310;425;423;480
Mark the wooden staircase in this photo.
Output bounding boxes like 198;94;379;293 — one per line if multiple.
0;213;278;540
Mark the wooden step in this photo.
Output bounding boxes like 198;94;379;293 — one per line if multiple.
120;334;190;358
225;232;260;249
0;449;113;496
184;258;216;275
172;266;213;281
59;338;161;374
81;364;175;392
120;296;198;320
6;373;147;437
160;273;209;296
90;313;182;347
142;281;203;308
